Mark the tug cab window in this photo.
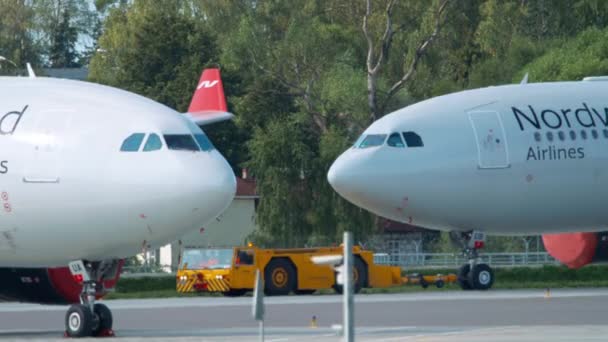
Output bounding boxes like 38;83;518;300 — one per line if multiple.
387;133;405;147
164;134;200;151
402;132;424;147
358;134;387;148
120;133;145;152
180;248;233;270
143;133;163;152
235;249;254;265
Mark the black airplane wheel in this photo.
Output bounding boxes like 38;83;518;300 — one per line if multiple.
65;304;94;337
92;303;113;336
468;263;494;290
457;264;473;290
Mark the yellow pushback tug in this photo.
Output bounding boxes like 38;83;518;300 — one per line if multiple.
176;244;456;296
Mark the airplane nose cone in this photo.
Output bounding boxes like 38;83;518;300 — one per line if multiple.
327;152;369;202
181;152;236;223
206;156;237;214
327;150;396;218
327;157;350;196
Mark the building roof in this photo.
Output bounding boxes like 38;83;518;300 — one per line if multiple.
236;177;258;198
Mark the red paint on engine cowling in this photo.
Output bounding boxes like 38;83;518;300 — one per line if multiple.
542;233;597;269
46;259;124;303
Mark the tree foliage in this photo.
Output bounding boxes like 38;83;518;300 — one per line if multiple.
0;0;40;74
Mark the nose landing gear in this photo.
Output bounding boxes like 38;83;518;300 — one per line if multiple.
65;260;116;338
452;231;495;290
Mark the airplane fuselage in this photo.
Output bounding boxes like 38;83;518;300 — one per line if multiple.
0;77;235;267
329;80;608;235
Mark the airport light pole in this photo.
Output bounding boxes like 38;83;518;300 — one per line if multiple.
343;231;354;342
252;269;265;342
310;233;355;341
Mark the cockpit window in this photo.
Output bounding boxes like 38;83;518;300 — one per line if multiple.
352;134;366;148
194;133;214;152
143;133;163;152
163;134;200;151
184;118;215;152
120;133;145;152
402;132;424;147
387;133;405;148
359;134;387;148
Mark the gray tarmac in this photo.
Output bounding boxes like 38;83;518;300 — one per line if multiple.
0;288;607;340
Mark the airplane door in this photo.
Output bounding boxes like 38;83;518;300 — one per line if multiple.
23;110;72;183
468;111;510;169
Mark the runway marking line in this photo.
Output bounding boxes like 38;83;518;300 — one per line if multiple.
377;326;522;341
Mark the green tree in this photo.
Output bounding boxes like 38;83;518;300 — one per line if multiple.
0;0;40;75
363;0;451;120
89;0;217;109
31;0;97;66
518;27;608;82
217;0;378;246
48;8;79;67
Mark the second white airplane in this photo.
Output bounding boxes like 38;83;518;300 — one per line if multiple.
328;76;608;290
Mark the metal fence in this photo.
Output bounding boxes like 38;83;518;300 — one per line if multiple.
122;264;175;276
373;252;559;268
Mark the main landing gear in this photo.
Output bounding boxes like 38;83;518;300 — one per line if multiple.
451;231;495;290
65;260;117;338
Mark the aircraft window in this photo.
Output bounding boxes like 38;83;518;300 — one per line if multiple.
183;118;215;151
534;132;541;142
546;132;554;142
402;132;424;147
558;131;565;141
581;130;588;140
194;133;214;152
359;134;387;148
353;134;366;148
570;130;577;140
387;133;405;148
120;133;145;152
164;134;200;151
592;129;599;139
143;133;163;152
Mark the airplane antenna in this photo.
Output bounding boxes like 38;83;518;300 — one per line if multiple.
26;63;36;78
520;72;529;84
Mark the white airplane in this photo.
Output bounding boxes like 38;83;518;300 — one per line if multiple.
328;75;608;290
0;66;236;337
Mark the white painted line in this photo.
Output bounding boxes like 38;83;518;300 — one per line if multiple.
389;326;522;341
364;336;411;342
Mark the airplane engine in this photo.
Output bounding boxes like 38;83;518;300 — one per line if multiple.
0;260;123;304
542;232;608;269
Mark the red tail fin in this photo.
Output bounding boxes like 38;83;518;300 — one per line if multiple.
185;68;233;125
